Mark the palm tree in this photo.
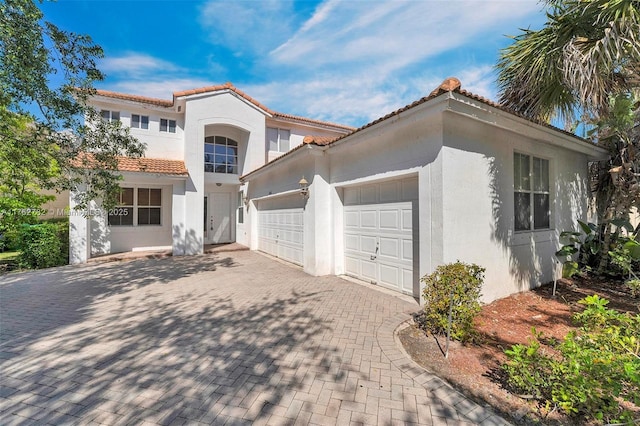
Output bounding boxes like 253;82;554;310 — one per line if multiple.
497;0;640;121
496;0;640;272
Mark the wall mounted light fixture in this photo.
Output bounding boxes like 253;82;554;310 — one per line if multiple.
609;166;622;186
299;176;309;198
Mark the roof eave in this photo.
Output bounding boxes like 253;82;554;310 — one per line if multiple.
447;92;609;159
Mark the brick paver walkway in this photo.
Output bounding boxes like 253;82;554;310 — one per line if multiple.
0;251;509;425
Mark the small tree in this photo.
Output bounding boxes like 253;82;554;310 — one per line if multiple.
419;262;484;344
0;0;146;214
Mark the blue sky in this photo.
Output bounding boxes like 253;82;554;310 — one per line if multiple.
42;0;546;127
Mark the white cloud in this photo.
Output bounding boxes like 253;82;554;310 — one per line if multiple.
99;53;214;99
199;0;296;55
100;53;179;78
99;1;542;125
244;64;502;128
107;78;212;100
271;0;541;77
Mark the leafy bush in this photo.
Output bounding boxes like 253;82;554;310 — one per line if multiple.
0;227;20;252
503;295;640;423
17;220;68;269
609;236;640;278
626;278;640;298
419;261;484;343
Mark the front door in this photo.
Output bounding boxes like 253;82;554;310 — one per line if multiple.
205;193;232;244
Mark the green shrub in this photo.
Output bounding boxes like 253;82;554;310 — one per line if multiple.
0;227;20;252
419;261;484;343
17;221;68;269
503;295;640;423
626;278;640;298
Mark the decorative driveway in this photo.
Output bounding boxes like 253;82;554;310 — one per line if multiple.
0;251;508;425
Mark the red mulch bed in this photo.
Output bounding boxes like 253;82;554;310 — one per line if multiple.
398;276;640;425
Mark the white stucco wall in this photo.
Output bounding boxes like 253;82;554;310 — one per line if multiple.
265;118;349;162
88;182;174;256
440;108;592;302
91;98;184;160
243;92;605;304
179;91;267;254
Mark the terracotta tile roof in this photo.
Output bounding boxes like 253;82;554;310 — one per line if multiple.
311;76;596;149
74;153;188;176
117;157;188;175
95;83;355;131
94;90;173;107
241;77;601;180
302;135;339;146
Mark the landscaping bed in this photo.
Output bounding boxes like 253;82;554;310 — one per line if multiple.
399;276;640;425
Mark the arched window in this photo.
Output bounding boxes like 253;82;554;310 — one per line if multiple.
204;136;238;174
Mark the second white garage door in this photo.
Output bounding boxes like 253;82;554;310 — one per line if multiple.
257;197;304;266
343;177;418;295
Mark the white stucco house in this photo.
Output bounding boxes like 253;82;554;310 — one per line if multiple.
71;78;607;303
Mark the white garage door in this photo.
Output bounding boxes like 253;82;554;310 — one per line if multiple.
258;197;304;266
343;177;418;295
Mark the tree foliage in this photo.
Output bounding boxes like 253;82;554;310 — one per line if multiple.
497;0;640;120
0;0;145;222
496;0;640;271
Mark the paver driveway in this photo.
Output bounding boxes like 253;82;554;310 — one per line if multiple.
0;251;509;425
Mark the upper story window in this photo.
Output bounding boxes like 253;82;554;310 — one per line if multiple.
514;152;550;231
204;136;238;174
160;118;176;133
267;127;290;152
101;110;120;123
131;114;149;130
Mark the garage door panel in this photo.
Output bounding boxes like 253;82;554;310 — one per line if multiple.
379;210;399;230
360;210;377;228
379;263;399;287
379;237;399;258
402;209;412;230
345;256;359;276
258;206;304;266
345;211;359;227
361;235;377;254
342;177;417;296
402;239;413;261
345;234;359;251
361;260;377;281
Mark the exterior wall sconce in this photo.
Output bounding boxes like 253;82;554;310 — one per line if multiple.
609;166;622;186
299;176;309;198
243;194;249;206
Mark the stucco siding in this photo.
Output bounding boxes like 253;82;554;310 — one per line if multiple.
90;99;184;160
441;111;591;302
89;183;173;256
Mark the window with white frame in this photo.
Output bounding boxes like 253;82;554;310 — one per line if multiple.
108;187;161;226
101;110;120;123
131;114;149;129
237;191;244;224
266;127;290;152
204;136;238;174
160;118;176;133
514;152;550;231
